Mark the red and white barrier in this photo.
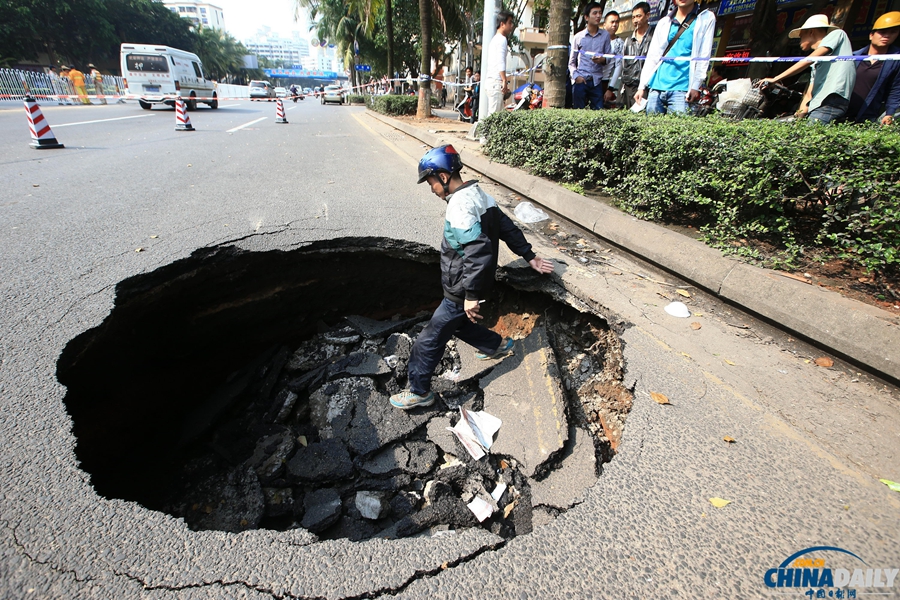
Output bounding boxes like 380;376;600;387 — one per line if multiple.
174;96;195;132
24;96;64;149
275;98;288;124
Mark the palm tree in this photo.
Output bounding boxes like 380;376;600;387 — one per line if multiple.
417;0;432;118
545;0;572;107
194;26;248;81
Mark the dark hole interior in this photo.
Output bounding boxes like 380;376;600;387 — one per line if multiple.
58;237;631;541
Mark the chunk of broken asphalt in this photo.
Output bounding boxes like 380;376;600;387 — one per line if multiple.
287;438;354;482
480;326;569;477
301;488;342;533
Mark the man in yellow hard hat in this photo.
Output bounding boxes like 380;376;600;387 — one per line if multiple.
847;11;900;125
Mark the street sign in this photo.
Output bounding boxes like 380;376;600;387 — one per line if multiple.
355;65;371;72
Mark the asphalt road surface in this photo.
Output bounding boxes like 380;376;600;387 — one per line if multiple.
1;98;899;599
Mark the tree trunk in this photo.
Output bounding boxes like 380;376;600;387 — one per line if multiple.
546;0;572;107
386;0;395;92
417;0;432;118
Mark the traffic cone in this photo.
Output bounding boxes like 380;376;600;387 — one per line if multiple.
175;96;195;132
275;97;288;124
24;96;64;149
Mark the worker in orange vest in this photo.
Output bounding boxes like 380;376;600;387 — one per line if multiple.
61;65;90;104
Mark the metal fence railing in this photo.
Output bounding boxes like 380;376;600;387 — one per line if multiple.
0;68;127;104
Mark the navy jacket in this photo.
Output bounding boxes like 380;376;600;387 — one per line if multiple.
851;45;900;122
440;181;536;304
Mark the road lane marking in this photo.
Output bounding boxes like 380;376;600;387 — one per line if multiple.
219;103;240;108
226;117;267;133
53;114;156;127
350;113;417;167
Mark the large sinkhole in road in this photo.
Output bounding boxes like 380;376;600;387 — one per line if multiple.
58;238;632;542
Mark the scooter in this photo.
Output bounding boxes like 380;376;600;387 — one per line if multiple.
506;84;543;111
716;79;803;120
457;85;477;123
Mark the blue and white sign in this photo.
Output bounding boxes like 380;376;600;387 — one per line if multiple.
355;64;371;72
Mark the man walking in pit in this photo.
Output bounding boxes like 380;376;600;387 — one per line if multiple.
390;145;555;410
485;10;515;119
634;0;716;114
569;1;612;110
620;2;655;109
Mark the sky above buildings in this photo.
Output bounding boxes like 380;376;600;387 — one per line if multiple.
213;0;311;41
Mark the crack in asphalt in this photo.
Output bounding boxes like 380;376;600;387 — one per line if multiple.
2;517;99;588
3;508;507;600
356;539;509;600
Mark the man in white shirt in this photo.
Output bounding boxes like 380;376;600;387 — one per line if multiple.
485;10;515;119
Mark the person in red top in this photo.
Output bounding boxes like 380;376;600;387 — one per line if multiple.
433;66;446;108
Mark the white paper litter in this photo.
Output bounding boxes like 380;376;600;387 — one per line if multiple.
630;97;648;113
491;482;508;502
467;496;494;522
447;407;502;460
664;301;691;318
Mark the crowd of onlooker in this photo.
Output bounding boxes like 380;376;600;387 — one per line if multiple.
569;0;900;124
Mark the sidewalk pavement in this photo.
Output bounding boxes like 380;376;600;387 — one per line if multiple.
366;109;899;385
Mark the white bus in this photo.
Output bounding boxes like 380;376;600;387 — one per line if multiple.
120;43;217;110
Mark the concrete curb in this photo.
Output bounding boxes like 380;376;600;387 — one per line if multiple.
366;110;899;382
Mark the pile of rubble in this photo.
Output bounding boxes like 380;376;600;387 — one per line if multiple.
164;302;630;541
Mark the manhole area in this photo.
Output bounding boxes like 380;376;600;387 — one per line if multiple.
58;238;631;542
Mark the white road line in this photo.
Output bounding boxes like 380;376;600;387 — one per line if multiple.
219;103;240;108
226;117;267;133
53;114;156;127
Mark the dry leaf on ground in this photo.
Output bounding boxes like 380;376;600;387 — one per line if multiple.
691;322;702;330
723;436;736;443
650;392;671;405
676;289;691;298
724;359;736;366
814;357;834;368
709;497;731;508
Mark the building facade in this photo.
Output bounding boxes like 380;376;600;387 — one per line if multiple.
159;0;225;30
244;28;311;68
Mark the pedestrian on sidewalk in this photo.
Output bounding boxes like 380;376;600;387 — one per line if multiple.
634;0;716;115
760;14;856;124
485;10;515;119
568;1;612;110
620;2;655;109
603;11;624;108
846;11;900;125
390;145;555;410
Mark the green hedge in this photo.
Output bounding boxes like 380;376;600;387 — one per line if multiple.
479;110;900;276
346;94;367;104
365;94;441;116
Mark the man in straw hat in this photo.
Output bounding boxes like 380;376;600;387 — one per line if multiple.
761;14;856;123
847;11;900;125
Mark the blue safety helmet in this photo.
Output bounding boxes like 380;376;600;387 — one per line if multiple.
417;144;462;184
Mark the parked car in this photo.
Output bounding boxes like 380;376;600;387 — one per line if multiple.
249;80;275;101
321;85;344;105
303;87;312;96
275;86;287;98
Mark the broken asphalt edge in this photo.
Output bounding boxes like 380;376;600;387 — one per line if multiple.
365;110;899;384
